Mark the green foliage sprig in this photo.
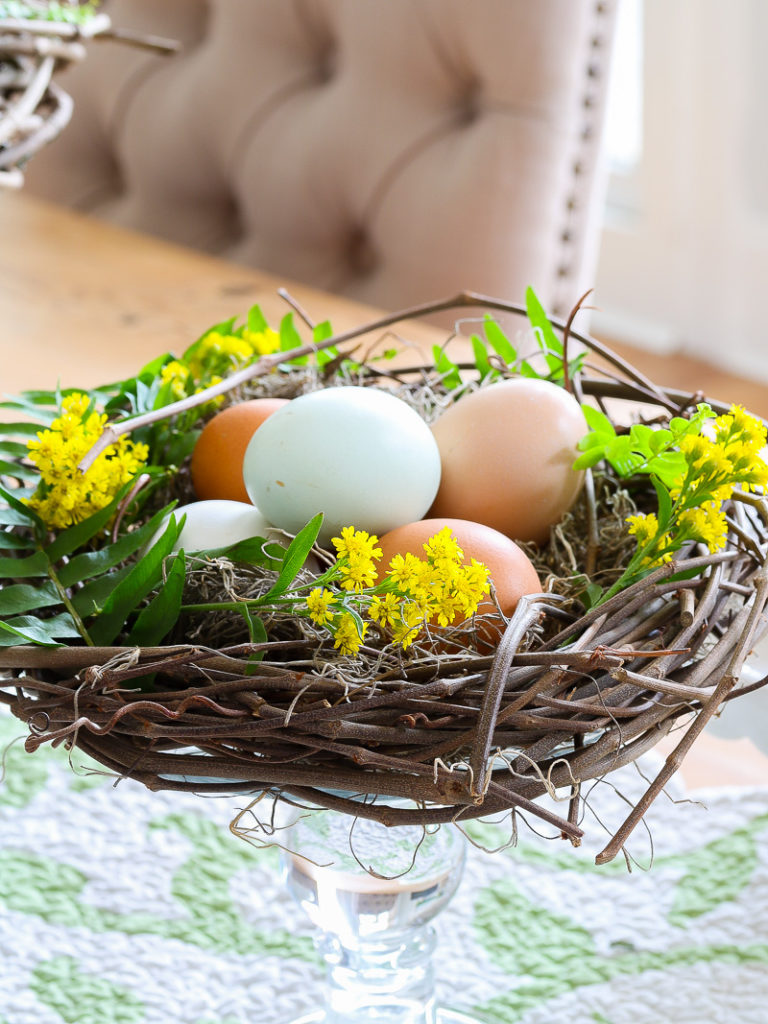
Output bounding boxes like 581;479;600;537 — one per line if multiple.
0;1;101;22
433;286;586;390
182;520;492;658
576;401;768;605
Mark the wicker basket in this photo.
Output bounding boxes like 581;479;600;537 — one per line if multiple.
0;2;176;188
2;293;767;864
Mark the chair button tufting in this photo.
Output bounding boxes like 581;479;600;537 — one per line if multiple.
458;80;482;125
316;44;337;84
348;227;378;275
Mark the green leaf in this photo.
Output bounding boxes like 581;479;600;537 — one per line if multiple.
137;352;174;380
317;345;340;368
45;484;133;564
470;334;496;381
581;405;616;436
127;551;186;647
180;317;238;365
0;459;37;481
628;423;655;454
647;450;688;487
0;507;35;527
57;502;178;587
0;398;56;422
604;436;645;477
0;612;80;648
517;359;541;379
70;566;132;619
0;482;44;532
0;550;50;579
0;581;60;616
247;304;269;334
259;513;323;603
239;605;267;662
579;582;604;609
483;315;517;365
87;516;182;646
573;448;606;470
192;535;282;569
0;421;44;438
0;531;35;551
525;286;563;355
649;428;673;454
577;432;608;453
0;440;31;459
651;475;673;531
279;313;308;365
432;346;462;390
313;321;333;344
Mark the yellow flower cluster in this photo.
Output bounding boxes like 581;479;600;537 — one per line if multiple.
160;360;190;400
332;526;382;592
305;525;491;655
626;404;768;568
187;328;280;380
25;393;148;530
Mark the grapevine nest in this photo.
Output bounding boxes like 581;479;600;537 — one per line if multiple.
2;293;768;864
0;2;177;188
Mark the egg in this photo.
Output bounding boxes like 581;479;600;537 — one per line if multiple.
156;499;274;552
191;398;289;503
242;386;442;545
377;517;542;644
429;378;587;544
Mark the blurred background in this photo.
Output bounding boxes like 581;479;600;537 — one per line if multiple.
596;0;768;392
6;0;768;410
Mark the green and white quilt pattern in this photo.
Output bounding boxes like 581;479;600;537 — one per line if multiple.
2;705;768;1024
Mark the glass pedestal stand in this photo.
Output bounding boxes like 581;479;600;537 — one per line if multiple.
280;803;483;1024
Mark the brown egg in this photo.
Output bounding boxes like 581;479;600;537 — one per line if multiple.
377;518;541;646
191;398;289;503
429;378;587;544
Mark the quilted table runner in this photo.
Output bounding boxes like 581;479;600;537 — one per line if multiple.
2;705;768;1024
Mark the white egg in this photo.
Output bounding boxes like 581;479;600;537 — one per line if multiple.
242;386;442;545
157;500;273;552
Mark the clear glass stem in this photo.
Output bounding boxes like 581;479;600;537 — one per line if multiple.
320;926;438;1024
280;801;484;1024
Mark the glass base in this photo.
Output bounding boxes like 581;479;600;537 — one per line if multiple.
288;1011;484;1023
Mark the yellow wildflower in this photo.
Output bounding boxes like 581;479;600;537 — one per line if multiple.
368;593;401;628
242;327;280;356
160;360;191;399
338;551;379;592
722;404;767;449
386;552;425;594
333;612;367;656
450;559;492;617
626;512;660;546
429;589;463;627
423;526;464;563
306;587;336;626
331;526;382;562
390;601;424;651
678;503;728;552
25;393;149;530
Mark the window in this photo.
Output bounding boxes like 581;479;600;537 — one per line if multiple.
594;0;768;381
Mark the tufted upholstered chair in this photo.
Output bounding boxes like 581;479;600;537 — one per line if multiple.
24;0;618;319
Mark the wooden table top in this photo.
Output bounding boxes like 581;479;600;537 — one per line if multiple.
2;190;767;791
0;192;439;394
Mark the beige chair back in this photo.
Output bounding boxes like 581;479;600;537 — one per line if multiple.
25;0;618;318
